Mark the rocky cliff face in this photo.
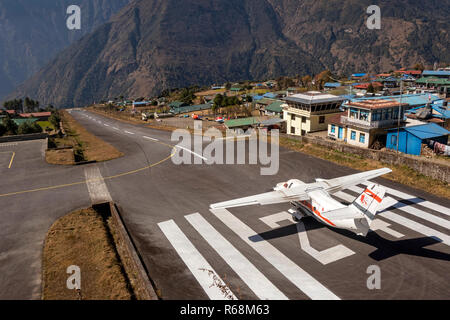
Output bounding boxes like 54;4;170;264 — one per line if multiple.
0;0;131;98
6;0;449;107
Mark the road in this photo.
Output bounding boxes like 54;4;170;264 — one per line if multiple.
0;109;449;300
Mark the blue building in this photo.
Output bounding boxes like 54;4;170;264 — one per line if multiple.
386;123;449;156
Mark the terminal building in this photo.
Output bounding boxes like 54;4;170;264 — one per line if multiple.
282;91;345;136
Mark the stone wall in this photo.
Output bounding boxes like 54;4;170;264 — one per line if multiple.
286;134;450;183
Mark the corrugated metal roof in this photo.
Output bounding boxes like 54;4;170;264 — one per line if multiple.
422;70;450;77
324;82;341;88
390;123;450;140
265;101;284;113
225;117;259;128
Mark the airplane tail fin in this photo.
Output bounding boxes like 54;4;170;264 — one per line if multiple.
351;183;386;227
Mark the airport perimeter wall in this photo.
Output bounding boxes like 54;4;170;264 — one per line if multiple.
0;133;48;143
286;135;450;184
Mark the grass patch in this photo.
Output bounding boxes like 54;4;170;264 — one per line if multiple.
37;121;54;131
42;207;133;300
279;137;450;199
46;110;123;165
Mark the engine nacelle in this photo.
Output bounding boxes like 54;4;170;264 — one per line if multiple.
274;179;305;191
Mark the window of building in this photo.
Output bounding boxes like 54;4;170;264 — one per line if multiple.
384;108;392;120
351;131;356;140
319;116;325;124
372;110;381;121
350;108;359;119
331;125;336;133
391;135;397;146
360;110;369;121
291;114;296;121
291;126;296;134
302;116;306;123
301;130;306;136
359;133;365;143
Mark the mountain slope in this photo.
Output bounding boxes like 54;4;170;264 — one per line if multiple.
0;0;131;99
7;0;450;107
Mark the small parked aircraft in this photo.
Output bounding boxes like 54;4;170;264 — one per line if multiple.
210;168;392;236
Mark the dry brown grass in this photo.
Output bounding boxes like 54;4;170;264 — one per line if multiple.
60;110;123;162
42;207;133;300
279;137;450;199
45;149;74;165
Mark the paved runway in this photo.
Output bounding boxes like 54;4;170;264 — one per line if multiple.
0;109;449;300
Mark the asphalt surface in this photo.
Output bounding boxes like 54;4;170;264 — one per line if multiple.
0;109;449;300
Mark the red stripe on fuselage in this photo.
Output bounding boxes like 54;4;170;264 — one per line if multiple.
300;201;336;227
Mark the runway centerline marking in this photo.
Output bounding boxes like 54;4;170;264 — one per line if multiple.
143;136;159;141
158;219;237;300
176;145;208;161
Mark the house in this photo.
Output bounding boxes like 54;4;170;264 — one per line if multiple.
386;123;449;156
353;82;383;91
282;91;345;136
19;112;51;121
168;101;188;109
264;101;286;117
395;70;422;78
351;73;367;80
421;70;450;79
254;98;277;114
328;99;408;148
324;83;342;90
224;117;260;131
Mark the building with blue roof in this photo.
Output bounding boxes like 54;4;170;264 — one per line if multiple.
386;123;449;155
422;70;450;78
324;82;341;89
346;93;441;110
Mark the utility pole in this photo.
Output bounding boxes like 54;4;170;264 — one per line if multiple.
396;80;403;154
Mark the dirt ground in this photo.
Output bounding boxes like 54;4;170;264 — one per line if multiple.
42;207;133;300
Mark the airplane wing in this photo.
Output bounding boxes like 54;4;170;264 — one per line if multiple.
321;167;392;194
210;185;310;209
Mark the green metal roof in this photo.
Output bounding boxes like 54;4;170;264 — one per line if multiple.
415;77;450;85
224;117;259;128
265;101;284;113
169;101;187;108
12;118;38;126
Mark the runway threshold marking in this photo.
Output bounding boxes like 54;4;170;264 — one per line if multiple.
158;219;237;300
210;208;340;300
185;213;288;300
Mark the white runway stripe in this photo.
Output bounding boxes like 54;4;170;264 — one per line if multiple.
186;213;288;300
361;182;450;216
124;130;135;135
210;208;340;300
176;145;208;161
158;220;237;300
334;191;450;246
348;186;450;230
143;136;158;141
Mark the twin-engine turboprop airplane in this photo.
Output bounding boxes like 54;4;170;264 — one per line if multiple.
210;168;392;236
